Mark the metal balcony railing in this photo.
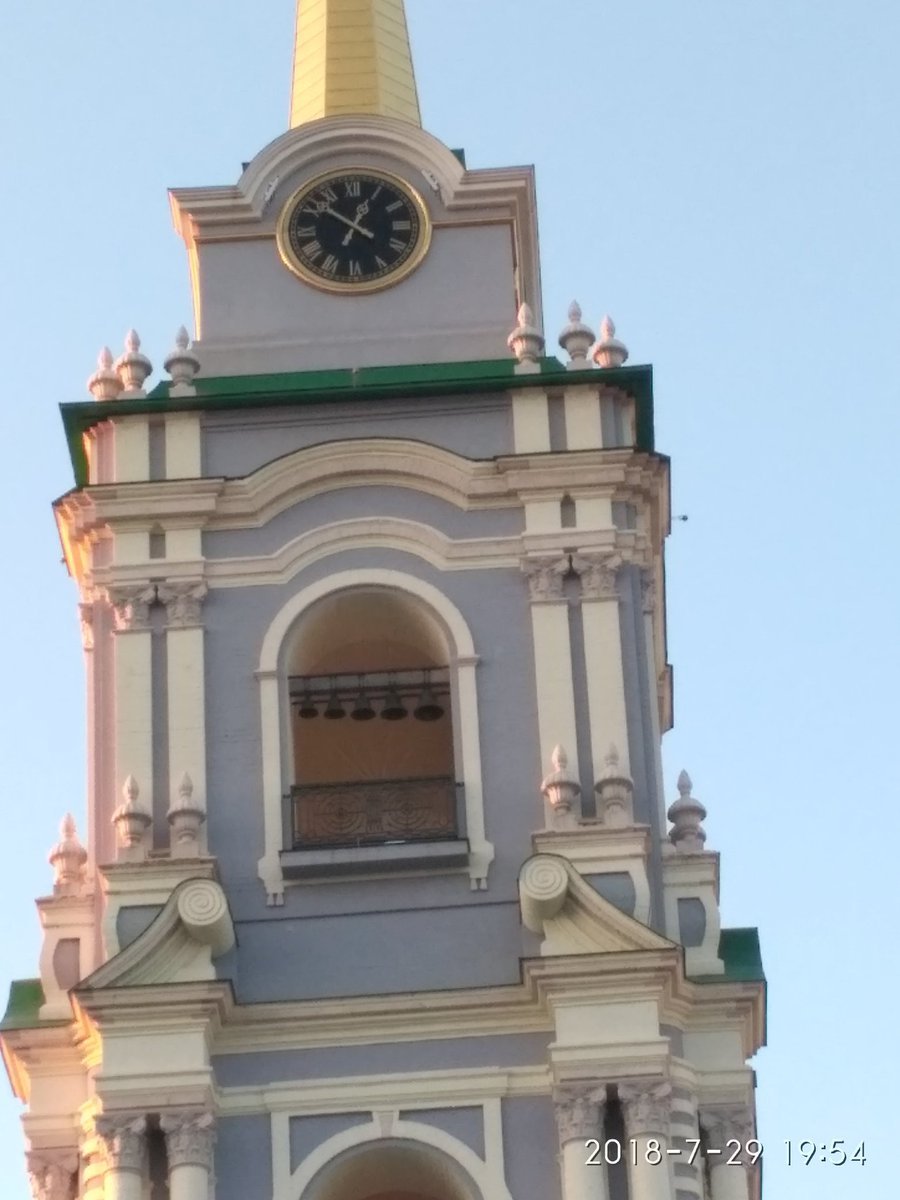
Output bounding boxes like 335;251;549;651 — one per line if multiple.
290;775;460;849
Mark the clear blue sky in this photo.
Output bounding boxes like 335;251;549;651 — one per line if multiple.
1;2;897;1197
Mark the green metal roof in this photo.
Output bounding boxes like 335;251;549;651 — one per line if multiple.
59;356;655;489
0;979;53;1031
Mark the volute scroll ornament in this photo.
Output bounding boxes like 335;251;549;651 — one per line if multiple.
160;1112;216;1169
26;1152;78;1200
158;580;208;629
572;553;621;602
619;1080;673;1138
701;1106;756;1164
521;556;570;603
553;1084;606;1144
94;1115;148;1174
105;584;157;633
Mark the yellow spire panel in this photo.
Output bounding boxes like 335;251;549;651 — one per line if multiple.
290;0;422;128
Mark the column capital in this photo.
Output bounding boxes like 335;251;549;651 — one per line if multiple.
572;553;620;602
94;1114;148;1173
105;584;157;633
26;1151;77;1200
158;580;208;629
619;1080;672;1138
700;1105;756;1161
160;1111;216;1169
640;570;657;615
553;1083;606;1144
521;556;570;602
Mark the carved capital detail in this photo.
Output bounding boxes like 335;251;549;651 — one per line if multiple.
26;1152;77;1200
158;580;208;629
701;1106;756;1163
105;584;157;633
94;1115;147;1173
641;570;657;615
572;554;621;601
521;556;570;603
553;1084;606;1144
78;602;95;650
620;1080;672;1137
161;1112;216;1169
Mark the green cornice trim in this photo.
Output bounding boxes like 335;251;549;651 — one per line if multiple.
719;927;765;982
59;357;655;488
0;979;57;1032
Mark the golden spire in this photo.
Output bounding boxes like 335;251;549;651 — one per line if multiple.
290;0;422;128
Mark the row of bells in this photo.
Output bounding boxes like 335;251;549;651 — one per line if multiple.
295;684;446;723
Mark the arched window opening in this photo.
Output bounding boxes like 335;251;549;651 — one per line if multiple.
286;590;460;851
303;1140;480;1200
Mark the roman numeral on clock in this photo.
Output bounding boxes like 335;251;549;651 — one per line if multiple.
321;254;339;274
389;238;407;252
392;220;412;231
349;261;363;277
302;241;322;261
344;181;361;197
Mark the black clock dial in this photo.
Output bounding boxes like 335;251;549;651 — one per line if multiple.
278;170;430;292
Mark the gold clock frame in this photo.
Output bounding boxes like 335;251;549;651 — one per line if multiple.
276;167;433;295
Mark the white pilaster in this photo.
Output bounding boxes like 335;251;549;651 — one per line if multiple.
161;1113;215;1200
576;556;630;779
639;572;667;835
701;1107;755;1200
554;1086;609;1200
620;1082;675;1200
95;1116;147;1200
165;413;202;478
511;389;551;453
522;558;580;787
158;582;209;849
107;586;156;819
113;417;150;484
564;385;603;450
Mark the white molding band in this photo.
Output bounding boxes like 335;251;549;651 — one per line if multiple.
256;568;493;902
278;1111;514;1200
511;389;551;453
113;628;154;824
564;386;603;451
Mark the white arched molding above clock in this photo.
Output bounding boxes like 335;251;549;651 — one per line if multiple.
169;115;541;375
256;568;493;905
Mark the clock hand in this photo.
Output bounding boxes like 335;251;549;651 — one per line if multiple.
323;206;375;241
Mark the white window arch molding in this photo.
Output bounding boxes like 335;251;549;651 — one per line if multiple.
273;1109;513;1200
257;568;495;904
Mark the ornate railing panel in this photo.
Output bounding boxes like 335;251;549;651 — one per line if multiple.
291;775;459;849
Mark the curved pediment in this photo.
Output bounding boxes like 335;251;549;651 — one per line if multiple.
210;438;512;529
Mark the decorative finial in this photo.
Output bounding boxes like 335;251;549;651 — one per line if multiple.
592;315;629;368
115;330;153;397
558;301;595;369
164;326;201;397
167;771;207;857
87;346;122;402
48;814;88;896
541;743;582;824
667;769;708;853
507;303;545;373
112;775;152;856
594;743;635;826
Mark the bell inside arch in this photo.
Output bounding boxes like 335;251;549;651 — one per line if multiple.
413;672;444;722
350;678;377;721
296;691;318;720
322;685;346;720
380;684;407;721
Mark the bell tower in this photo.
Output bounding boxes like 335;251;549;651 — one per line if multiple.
2;5;765;1200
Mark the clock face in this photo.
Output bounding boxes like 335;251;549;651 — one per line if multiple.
277;169;431;293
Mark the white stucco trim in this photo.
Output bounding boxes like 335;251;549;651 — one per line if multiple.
564;385;603;451
529;603;580;788
276;1110;514;1200
206;518;519;586
113;629;154;818
257;569;493;903
167;625;207;842
581;598;630;779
